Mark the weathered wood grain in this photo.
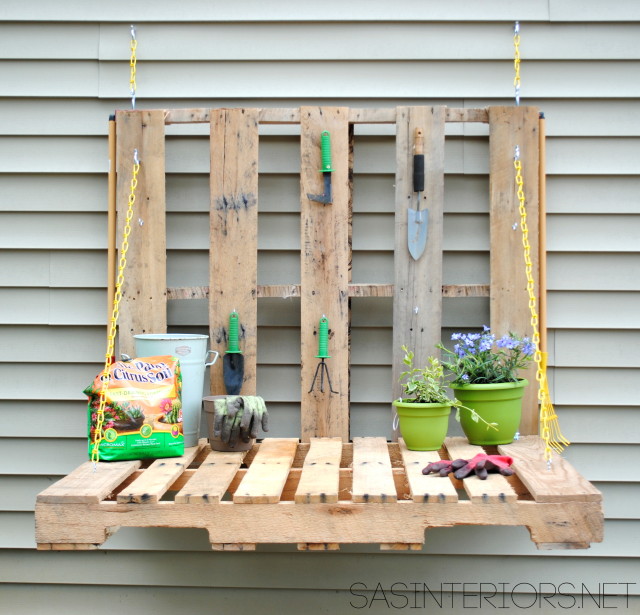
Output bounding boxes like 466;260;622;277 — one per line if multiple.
300;107;350;441
392;106;446;406
209;108;259;396
489;106;540;435
115;110;167;358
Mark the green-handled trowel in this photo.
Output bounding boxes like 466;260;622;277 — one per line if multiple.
408;127;428;260
223;311;244;395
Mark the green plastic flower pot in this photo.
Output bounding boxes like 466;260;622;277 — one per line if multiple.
451;379;528;445
392;400;452;451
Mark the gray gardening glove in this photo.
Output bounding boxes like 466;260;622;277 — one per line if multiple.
214;396;243;445
240;396;269;442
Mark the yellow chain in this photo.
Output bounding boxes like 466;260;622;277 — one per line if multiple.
91;151;140;465
129;25;137;109
514;148;569;465
513;22;521;106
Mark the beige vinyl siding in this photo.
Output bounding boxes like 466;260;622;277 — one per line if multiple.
1;3;639;610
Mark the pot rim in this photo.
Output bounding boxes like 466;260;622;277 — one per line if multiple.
450;378;529;390
392;399;452;408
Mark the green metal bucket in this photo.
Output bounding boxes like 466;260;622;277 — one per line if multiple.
134;334;219;447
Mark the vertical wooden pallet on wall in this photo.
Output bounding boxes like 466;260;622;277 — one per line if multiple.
115;105;541;440
115;110;167;358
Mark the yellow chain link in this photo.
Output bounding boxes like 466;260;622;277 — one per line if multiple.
129;25;137;109
513;22;521;106
514;149;569;465
91;151;140;466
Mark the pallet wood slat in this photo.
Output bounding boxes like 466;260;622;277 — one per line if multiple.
498;436;602;503
300;107;350;441
117;444;202;504
489;106;540;436
36;460;141;504
115;109;167;357
174;450;246;504
166;283;490;300
163;107;488;125
392;106;446;403
294;437;342;504
352;437;398;503
398;439;458;503
209;108;259;396
233;438;298;503
444;437;518;503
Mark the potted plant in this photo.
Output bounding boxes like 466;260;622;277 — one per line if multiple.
438;326;535;445
393;346;496;451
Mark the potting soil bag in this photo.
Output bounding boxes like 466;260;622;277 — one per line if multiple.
85;355;184;461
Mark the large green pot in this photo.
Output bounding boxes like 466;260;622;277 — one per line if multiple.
392;400;452;451
450;379;528;445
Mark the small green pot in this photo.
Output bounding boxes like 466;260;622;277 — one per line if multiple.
450;379;528;445
392;400;452;451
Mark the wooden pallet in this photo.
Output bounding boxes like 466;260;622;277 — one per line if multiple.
35;436;603;551
35;105;604;550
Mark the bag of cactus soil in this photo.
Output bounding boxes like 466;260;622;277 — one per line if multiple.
85;355;184;461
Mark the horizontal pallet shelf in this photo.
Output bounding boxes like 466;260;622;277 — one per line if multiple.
35;436;603;551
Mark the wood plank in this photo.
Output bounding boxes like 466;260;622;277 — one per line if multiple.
36;460;141;504
398;439;458;503
351;437;397;503
166;283;490;300
444;437;517;503
294;437;342;504
209;108;259;396
498;436;603;503
115;110;167;357
174;450;246;504
163;107;488;126
392;106;446;405
35;496;604;549
233;438;298;503
300;106;350;440
210;543;256;551
116;444;201;504
489;106;540;436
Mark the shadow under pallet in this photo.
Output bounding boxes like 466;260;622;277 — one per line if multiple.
35;435;603;552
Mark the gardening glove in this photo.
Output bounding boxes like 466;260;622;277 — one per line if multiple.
215;396;243;445
453;454;515;480
240;396;269;442
422;458;468;477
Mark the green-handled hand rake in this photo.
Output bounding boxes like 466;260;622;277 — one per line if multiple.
308;316;338;394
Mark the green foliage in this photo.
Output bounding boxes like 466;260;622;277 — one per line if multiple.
398;346;452;404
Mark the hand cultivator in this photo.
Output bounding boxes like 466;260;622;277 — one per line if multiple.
308;316;337;394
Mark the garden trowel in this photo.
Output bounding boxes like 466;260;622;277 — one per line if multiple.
408;127;428;260
223;311;244;395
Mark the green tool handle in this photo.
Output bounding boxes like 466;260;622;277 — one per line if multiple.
315;316;331;359
227;311;242;353
319;131;334;172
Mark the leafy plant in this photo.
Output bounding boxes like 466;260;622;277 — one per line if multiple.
438;326;535;386
397;346;498;431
